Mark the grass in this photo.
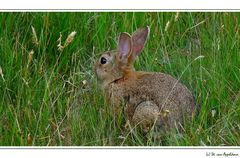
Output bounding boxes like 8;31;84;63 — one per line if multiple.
0;12;239;146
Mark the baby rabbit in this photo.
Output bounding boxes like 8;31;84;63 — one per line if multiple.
94;26;198;132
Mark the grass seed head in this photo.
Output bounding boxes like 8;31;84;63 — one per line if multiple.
28;50;34;63
64;31;77;47
31;26;39;46
211;110;216;118
82;80;87;85
57;31;76;52
0;66;3;76
57;32;64;51
27;133;32;145
174;12;180;22
0;66;5;81
164;21;170;32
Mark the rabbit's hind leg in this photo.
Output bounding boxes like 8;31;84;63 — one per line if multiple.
131;101;159;132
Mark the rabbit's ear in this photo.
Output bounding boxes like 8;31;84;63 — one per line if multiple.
132;26;149;57
118;32;132;64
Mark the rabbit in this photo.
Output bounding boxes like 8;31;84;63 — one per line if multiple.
94;26;198;132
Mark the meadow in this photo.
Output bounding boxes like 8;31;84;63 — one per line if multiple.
0;12;239;146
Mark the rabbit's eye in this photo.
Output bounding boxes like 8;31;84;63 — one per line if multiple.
100;57;107;64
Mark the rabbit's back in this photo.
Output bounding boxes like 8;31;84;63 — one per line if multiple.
113;72;197;127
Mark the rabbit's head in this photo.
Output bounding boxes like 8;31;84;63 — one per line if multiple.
94;26;149;87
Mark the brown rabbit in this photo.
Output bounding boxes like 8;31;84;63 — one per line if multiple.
94;26;198;132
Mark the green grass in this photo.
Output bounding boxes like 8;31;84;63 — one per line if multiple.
0;12;239;146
